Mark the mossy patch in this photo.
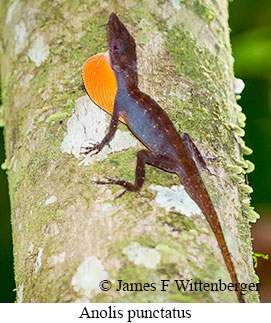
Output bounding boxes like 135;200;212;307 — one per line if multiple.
186;1;215;26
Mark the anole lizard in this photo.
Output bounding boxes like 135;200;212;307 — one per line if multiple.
82;12;245;303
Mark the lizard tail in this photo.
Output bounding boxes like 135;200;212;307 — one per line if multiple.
180;172;245;303
205;205;245;303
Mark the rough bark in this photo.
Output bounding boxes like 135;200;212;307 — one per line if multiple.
0;0;259;302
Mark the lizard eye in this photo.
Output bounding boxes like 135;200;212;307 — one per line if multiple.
112;40;124;54
112;40;120;51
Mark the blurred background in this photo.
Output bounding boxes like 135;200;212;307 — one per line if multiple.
0;0;270;302
230;0;271;302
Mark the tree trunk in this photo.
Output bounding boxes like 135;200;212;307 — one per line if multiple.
0;0;259;302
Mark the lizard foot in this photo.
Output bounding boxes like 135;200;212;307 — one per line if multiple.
91;176;138;198
80;141;102;156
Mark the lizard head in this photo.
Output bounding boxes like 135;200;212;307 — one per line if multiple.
108;12;137;83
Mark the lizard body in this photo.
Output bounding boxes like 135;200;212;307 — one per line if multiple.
82;12;245;303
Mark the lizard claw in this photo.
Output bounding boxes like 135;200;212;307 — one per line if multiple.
91;177;131;199
91;177;128;199
80;142;101;156
92;176;120;185
198;164;216;177
115;190;127;199
205;168;216;177
91;176;113;185
204;151;222;163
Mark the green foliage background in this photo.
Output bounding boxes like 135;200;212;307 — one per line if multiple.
230;0;271;207
0;0;270;302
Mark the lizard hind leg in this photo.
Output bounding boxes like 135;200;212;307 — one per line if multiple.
181;132;216;176
93;149;179;197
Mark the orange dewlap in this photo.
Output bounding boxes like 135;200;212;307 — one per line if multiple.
82;53;126;124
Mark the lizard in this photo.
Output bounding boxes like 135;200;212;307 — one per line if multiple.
82;12;245;303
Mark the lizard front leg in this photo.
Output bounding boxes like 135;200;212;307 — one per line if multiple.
81;105;120;156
